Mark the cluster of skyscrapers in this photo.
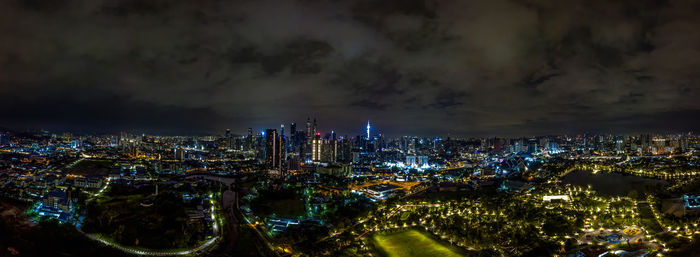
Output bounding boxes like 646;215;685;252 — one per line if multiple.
230;119;383;174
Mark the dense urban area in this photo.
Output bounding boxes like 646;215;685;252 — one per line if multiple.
0;122;698;257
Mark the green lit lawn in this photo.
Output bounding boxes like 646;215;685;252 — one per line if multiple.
638;203;663;233
373;229;464;257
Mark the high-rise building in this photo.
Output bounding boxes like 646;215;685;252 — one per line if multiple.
615;138;623;153
527;141;537;154
296;130;305;150
225;129;232;149
278;133;285;169
493;138;504;153
680;133;689;152
336;139;352;163
280;124;287;163
306;118;312;146
290;122;297;150
321;139;337;163
246;128;253;150
265;129;279;169
640;134;651;154
330;131;338;162
312;133;322;162
406;155;428;167
175;147;185;161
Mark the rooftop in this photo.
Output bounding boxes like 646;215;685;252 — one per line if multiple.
365;183;400;193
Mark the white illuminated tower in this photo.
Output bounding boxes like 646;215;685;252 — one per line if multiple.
366;120;371;140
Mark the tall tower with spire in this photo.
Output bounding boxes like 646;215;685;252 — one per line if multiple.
366;120;371;140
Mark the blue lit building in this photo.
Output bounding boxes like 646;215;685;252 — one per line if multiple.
36;191;74;223
683;194;700;210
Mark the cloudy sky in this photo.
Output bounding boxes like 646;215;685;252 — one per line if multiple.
1;0;699;136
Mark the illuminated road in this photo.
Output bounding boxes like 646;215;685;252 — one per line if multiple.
86;177;111;203
245;221;281;257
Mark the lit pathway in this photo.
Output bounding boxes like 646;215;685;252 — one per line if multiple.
82;232;219;256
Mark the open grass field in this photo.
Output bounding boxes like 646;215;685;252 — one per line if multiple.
373;229;464;257
64;159;115;176
252;196;306;219
269;199;306;218
637;203;663;234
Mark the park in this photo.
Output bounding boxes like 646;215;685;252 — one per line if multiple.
81;182;215;250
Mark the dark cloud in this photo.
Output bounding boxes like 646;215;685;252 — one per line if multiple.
349;99;389;110
430;88;467;109
0;0;698;136
0;86;226;135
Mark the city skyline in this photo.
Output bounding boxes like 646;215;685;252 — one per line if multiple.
3;1;700;257
0;120;697;257
2;122;697;139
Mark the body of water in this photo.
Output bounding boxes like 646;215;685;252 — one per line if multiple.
561;170;667;197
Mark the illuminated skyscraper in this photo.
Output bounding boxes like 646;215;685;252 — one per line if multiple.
290;122;296;145
280;124;287;159
366;120;370;140
312;133;322;162
265;129;279;169
328;131;338;163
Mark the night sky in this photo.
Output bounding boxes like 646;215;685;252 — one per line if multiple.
1;0;699;136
